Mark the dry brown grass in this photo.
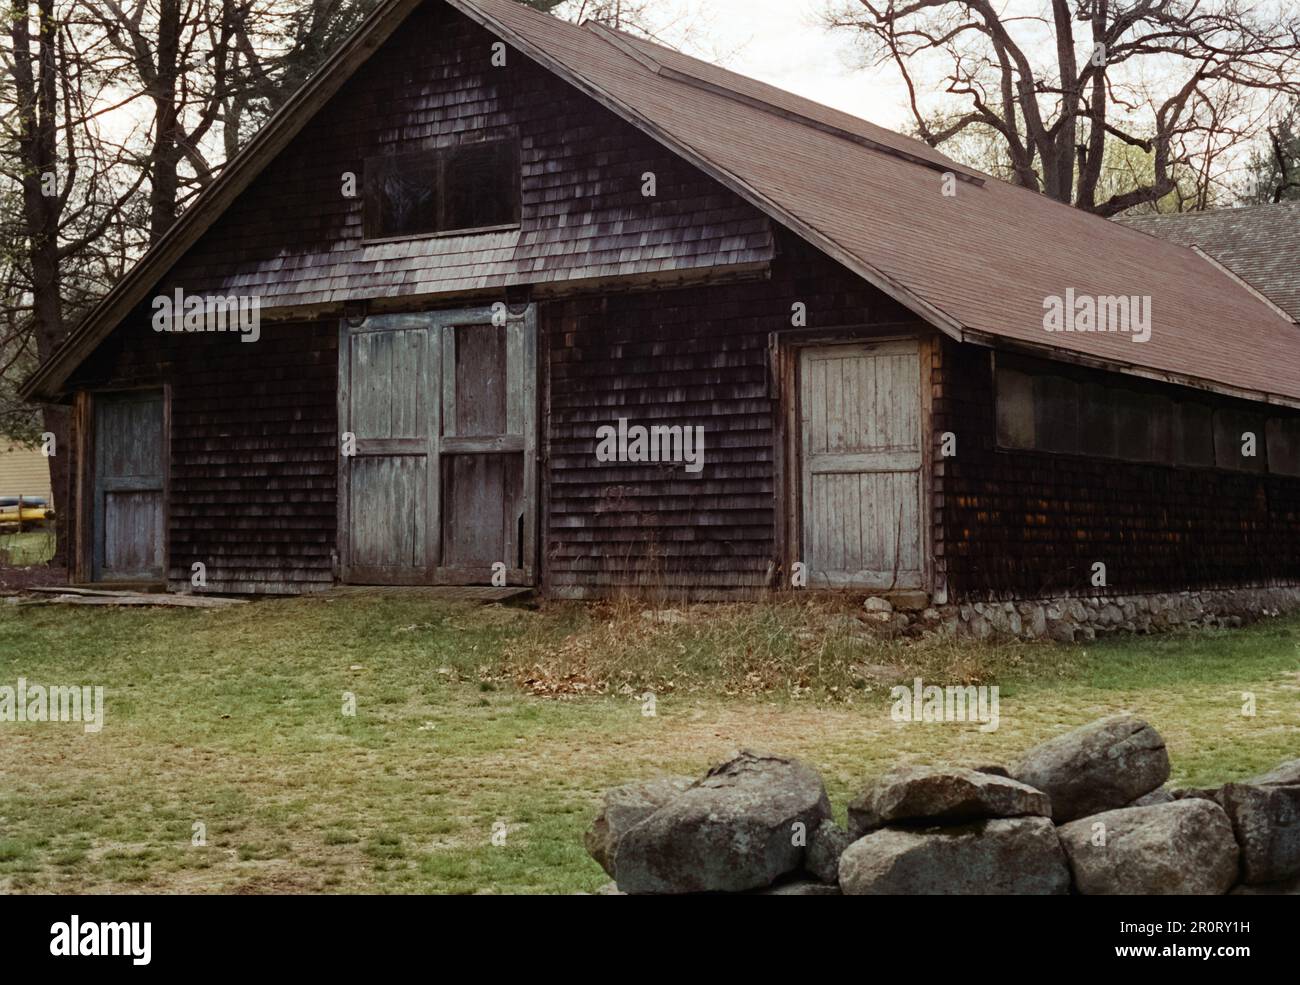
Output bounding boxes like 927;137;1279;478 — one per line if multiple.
497;595;1046;698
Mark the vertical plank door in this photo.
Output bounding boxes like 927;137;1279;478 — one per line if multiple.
339;307;536;586
434;306;536;585
93;390;166;581
340;316;439;584
798;341;924;589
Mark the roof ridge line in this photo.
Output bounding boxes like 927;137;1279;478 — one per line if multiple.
1191;245;1299;326
582;20;984;187
581;18;664;72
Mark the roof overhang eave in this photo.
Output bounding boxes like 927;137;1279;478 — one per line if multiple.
965;329;1300;411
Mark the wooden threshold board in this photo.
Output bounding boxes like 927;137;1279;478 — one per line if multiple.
322;585;536;605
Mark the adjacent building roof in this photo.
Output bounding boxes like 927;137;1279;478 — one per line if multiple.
1121;202;1300;323
23;0;1300;406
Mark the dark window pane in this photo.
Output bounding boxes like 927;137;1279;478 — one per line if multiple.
995;368;1034;449
1114;388;1154;461
1267;417;1300;477
1032;375;1079;453
1079;381;1117;458
368;154;437;238
1145;393;1175;463
1213;409;1268;471
1174;402;1214;467
442;141;520;231
365;139;519;239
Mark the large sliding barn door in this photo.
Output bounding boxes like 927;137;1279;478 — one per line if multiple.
798;341;924;589
339;307;536;585
93;390;166;581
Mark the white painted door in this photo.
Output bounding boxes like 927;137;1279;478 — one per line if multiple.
799;340;924;589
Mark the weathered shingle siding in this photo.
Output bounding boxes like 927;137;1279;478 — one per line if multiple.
60;0;1300;601
61;0;784;596
156;2;773;308
543;233;918;599
69;320;338;593
935;340;1300;600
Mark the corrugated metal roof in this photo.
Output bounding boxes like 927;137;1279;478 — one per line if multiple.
23;0;1300;406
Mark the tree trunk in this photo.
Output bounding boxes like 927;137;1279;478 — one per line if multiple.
11;0;70;567
148;0;184;243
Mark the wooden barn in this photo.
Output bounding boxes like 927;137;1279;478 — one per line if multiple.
21;0;1300;605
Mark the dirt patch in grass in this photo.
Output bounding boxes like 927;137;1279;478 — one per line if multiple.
0;567;66;593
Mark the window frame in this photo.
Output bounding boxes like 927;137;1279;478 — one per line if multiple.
992;351;1297;476
362;137;522;243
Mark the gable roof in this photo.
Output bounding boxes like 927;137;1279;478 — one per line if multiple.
1120;202;1300;323
23;0;1300;407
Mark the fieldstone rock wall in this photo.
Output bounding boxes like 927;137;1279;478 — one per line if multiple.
584;776;693;877
1186;783;1300;885
611;750;831;894
585;719;1300;895
1010;714;1170;822
1057;799;1239;895
859;585;1300;642
839;817;1070;895
846;765;1051;835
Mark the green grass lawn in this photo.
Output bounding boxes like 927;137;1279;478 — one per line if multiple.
0;595;1296;894
0;529;56;567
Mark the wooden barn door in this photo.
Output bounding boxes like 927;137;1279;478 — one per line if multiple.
339;307;536;586
341;317;438;584
798;340;923;589
434;307;537;585
92;390;166;582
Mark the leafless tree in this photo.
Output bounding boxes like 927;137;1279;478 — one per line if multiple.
825;0;1300;214
4;0;151;559
83;0;248;242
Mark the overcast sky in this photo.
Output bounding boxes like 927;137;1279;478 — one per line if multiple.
577;0;1285;182
596;0;918;129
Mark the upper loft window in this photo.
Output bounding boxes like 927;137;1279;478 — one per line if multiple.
364;139;520;240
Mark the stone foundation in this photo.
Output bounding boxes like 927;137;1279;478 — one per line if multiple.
866;585;1300;642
